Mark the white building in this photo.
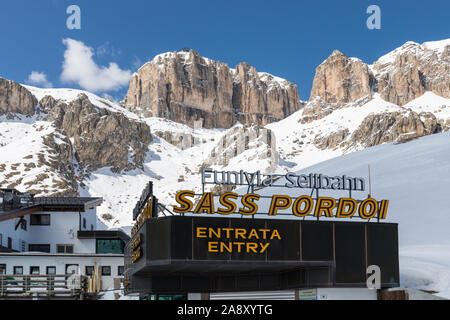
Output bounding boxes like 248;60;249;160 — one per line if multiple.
0;188;129;295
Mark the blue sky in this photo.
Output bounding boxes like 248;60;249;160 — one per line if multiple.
0;0;448;100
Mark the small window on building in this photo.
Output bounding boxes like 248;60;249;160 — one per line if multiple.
20;219;27;231
0;264;6;275
85;266;94;276
118;266;125;276
83;218;86;229
57;244;74;254
46;266;56;275
101;266;111;276
90;224;94;231
30;214;50;226
29;244;50;253
7;237;12;249
96;239;125;254
0;233;2;246
20;240;26;252
30;266;40;275
13;266;23;275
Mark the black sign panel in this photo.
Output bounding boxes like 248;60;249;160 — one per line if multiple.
367;223;400;286
301;221;333;261
335;223;366;284
124;216;399;294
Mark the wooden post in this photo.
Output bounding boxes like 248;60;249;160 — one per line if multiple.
97;265;101;292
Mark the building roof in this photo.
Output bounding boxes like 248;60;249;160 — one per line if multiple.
34;197;103;210
77;230;130;242
0;190;103;222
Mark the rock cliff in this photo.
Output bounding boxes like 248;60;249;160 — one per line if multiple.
310;50;373;105
39;93;152;173
309;40;450;107
124;50;300;128
0;78;37;116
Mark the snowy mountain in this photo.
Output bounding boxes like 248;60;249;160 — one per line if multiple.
1;38;450;296
124;49;301;128
0;39;449;227
245;131;450;298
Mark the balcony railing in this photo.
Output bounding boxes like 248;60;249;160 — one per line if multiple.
0;274;88;299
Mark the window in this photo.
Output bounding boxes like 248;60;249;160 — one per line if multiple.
0;233;2;246
90;224;94;231
30;266;40;275
7;237;12;249
85;266;94;276
83;218;86;229
117;266;125;276
46;266;56;275
13;266;23;275
30;214;50;226
29;244;50;253
57;244;74;254
20;240;26;252
96;239;125;254
20;219;27;230
101;266;111;276
0;264;6;275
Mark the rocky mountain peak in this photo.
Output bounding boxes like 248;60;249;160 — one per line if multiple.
309;38;449;109
124;50;300;128
39;93;152;173
310;50;373;106
0;77;38;116
372;39;449;106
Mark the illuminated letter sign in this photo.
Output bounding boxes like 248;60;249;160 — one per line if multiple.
174;192;389;220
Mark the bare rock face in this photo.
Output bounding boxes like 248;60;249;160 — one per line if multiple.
202;124;278;173
153;130;196;150
373;41;450;106
0;78;37;116
300;97;340;123
347;110;439;148
309;50;373;105
314;129;349;150
232;63;300;124
40;94;152;172
124;50;300;128
41;131;78;196
310;41;450;109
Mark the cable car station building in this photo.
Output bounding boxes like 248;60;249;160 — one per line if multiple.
124;171;400;300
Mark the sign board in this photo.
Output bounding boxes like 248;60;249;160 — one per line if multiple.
124;216;400;294
171;168;389;220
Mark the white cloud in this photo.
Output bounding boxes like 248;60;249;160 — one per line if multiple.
26;71;53;88
60;38;131;92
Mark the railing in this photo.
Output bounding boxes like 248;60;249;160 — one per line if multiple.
0;274;88;299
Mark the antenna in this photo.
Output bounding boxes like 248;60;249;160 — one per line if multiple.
368;164;372;198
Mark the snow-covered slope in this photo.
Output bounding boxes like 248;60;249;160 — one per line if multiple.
0;113;65;196
23;85;139;120
2;39;450;297
403;91;450;116
5;82;450;230
243;131;450;298
266;94;404;171
14;85;276;227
